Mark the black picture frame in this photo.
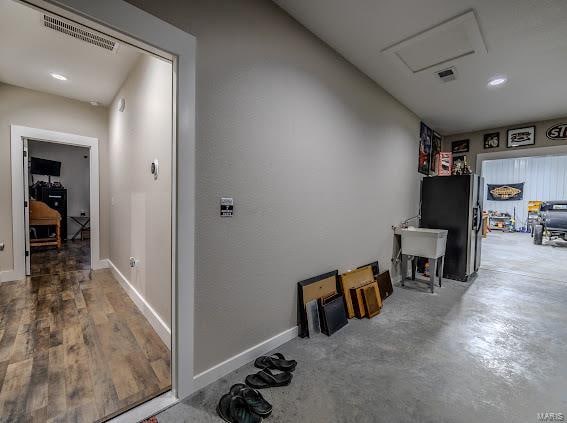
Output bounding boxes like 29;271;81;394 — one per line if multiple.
418;122;433;176
507;126;536;148
297;270;341;338
452;139;469;154
483;132;500;149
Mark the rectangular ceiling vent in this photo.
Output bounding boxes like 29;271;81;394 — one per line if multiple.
42;14;118;52
436;67;457;83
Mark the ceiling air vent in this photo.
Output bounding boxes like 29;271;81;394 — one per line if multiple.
43;14;118;52
436;67;457;83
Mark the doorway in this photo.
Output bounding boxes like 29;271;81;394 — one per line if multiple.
480;154;567;281
0;0;195;420
27;139;91;277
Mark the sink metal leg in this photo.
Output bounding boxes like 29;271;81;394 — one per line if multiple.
401;255;407;286
429;258;437;293
411;257;416;280
439;256;444;287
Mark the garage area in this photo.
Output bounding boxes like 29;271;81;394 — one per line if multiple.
481;154;567;280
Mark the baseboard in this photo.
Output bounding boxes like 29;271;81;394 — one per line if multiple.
192;326;298;393
0;270;20;283
92;258;110;270
107;260;171;349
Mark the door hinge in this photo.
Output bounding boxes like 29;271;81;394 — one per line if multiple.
23;150;27;158
24;200;28;208
25;251;29;257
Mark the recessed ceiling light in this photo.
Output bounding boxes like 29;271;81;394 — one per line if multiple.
89;101;100;106
50;73;68;81
487;75;507;87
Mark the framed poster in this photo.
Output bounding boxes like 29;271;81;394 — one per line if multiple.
436;152;452;176
483;132;499;149
418;122;433;176
430;131;442;174
451;139;469;154
507;126;535;148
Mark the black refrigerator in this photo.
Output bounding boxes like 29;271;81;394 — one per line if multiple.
420;175;484;281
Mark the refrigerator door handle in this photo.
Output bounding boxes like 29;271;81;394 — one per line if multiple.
474;202;483;232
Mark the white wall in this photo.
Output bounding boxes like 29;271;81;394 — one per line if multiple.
128;0;421;374
482;155;567;228
0;83;109;273
108;54;173;328
28;140;90;239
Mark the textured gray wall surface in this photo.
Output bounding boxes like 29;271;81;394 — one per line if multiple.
127;0;421;373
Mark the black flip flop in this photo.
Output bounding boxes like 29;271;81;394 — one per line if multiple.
229;384;272;417
217;393;261;423
254;352;297;372
245;368;293;389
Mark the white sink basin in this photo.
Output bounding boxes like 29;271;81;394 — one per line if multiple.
400;227;448;258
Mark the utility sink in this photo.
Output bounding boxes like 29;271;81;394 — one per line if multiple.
399;227;448;258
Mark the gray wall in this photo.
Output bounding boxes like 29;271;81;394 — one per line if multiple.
28;140;90;239
127;0;421;373
0;83;109;272
444;116;567;172
108;55;173;328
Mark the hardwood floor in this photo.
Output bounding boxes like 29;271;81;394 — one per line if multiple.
0;243;171;422
30;240;91;277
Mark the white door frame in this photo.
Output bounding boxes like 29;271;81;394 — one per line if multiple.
25;0;197;417
10;125;104;280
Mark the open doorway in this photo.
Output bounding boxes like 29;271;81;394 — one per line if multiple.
0;0;179;420
480;154;567;281
27;139;91;276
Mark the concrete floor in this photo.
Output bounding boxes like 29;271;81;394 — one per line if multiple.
157;232;567;422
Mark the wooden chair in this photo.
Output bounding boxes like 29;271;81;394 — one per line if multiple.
29;200;62;249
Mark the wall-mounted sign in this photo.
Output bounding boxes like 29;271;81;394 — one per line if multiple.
507;126;535;148
220;197;234;217
487;183;524;201
546;123;567;140
483;132;500;149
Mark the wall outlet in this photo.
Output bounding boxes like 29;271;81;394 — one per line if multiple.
0;242;4;252
129;257;136;268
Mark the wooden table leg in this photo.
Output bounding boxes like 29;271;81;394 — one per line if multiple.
56;222;61;249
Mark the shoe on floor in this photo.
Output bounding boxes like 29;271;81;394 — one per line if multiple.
254;353;297;372
217;393;262;423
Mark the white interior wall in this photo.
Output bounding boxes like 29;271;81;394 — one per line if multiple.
108;54;173;330
482;155;567;228
28;140;90;239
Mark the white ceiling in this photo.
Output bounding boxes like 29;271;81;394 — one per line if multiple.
275;0;567;135
0;0;140;106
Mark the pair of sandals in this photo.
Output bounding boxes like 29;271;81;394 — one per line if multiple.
217;383;272;423
245;353;297;389
216;353;297;422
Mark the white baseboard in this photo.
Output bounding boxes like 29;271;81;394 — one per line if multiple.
0;270;20;284
107;259;171;349
92;258;110;270
192;326;298;392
